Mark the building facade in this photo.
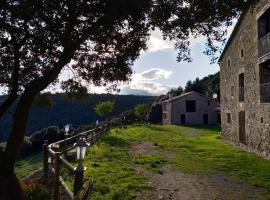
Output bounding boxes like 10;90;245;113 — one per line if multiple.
219;0;270;156
162;91;219;125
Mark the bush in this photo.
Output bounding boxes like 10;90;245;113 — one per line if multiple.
22;181;50;200
147;103;162;124
134;104;149;122
0;142;6;155
20;137;33;157
30;131;44;151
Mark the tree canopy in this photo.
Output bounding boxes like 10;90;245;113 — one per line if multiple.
94;100;114;117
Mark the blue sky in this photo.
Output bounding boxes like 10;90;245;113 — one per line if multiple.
117;29;221;96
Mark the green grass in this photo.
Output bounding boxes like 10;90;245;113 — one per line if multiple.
82;124;270;199
15;153;43;179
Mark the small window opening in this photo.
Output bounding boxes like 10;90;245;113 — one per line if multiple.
227;113;231;124
227;59;231;67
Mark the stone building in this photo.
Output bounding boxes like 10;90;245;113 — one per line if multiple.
162;91;219;125
219;0;270;156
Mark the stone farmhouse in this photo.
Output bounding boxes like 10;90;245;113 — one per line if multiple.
219;0;270;156
162;91;219;125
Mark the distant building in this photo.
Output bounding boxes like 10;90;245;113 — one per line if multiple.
162;91;219;125
218;0;270;156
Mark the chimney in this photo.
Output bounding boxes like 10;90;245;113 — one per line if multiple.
169;93;173;99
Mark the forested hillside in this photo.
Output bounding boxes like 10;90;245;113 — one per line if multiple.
0;94;154;141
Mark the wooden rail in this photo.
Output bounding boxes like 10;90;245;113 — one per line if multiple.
43;124;110;200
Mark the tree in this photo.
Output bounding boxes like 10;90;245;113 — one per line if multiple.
134;104;149;122
94;101;114;118
169;86;184;97
0;0;249;198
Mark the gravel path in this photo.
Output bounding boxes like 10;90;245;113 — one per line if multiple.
131;141;266;200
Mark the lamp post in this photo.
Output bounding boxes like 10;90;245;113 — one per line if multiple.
213;93;218;99
74;137;89;195
64;124;70;158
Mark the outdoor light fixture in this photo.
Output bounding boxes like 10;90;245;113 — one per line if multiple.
64;124;70;158
75;137;90;170
65;124;70;136
213;93;218;99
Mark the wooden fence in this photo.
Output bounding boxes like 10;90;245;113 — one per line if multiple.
43;124;110;200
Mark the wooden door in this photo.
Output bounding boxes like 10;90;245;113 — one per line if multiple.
239;111;246;145
181;114;186;124
203;114;208;125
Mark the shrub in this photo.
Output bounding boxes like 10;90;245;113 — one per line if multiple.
0;142;6;154
134;104;149;122
30;131;44;151
21;180;50;200
20;137;33;157
94;101;114;117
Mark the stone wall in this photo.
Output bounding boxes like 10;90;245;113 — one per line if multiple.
220;0;270;157
162;102;172;125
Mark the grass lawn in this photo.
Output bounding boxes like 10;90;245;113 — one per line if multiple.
83;124;270;199
15;153;43;180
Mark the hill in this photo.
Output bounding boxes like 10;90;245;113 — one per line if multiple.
0;94;154;141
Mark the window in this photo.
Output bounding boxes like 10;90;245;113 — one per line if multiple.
231;86;235;98
258;8;270;57
163;113;167;120
227;113;231;124
239;73;244;102
258;8;270;39
163;103;167;111
260;60;270;102
241;49;244;58
186;100;196;112
227;59;231;67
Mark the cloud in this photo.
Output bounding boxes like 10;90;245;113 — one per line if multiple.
143;30;174;53
121;82;170;96
120;68;173;96
138;68;173;80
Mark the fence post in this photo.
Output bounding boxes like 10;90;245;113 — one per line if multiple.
43;140;48;182
54;152;60;200
74;168;84;197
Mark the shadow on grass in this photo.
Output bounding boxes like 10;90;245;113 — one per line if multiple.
103;136;129;147
143;124;168;132
179;125;221;132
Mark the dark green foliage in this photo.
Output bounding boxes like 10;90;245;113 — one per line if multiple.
168;86;184;97
184;72;220;99
134;104;149;122
33;93;54;108
94;101;115;117
1;137;34;158
20;137;33;157
147;103;162;124
0;94;154;141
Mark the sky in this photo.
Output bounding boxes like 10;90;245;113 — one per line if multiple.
0;23;235;96
116;22;236;96
118;30;220;96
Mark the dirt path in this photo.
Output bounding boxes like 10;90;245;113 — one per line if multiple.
131;141;266;200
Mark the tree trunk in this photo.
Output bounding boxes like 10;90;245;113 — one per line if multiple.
0;47;74;199
0;92;35;200
0;93;17;119
0;164;24;200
